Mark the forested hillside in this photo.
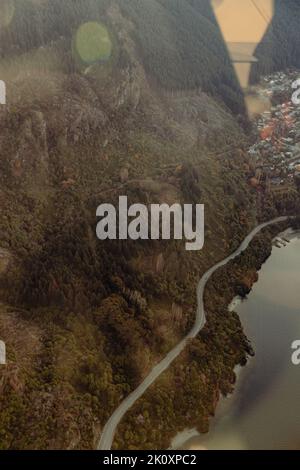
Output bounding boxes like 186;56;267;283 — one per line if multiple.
0;0;299;451
250;0;300;81
0;0;253;450
118;0;245;113
0;0;244;113
2;1;299;103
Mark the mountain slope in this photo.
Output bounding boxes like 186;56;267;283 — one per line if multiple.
1;0;298;450
0;0;245;113
250;0;300;81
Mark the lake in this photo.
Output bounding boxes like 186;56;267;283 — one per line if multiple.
173;231;300;450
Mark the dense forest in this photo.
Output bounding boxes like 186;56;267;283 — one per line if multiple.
0;0;244;113
113;222;292;449
2;1;299;105
250;0;300;82
0;0;300;451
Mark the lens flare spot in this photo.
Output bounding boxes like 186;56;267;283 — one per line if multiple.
75;22;112;64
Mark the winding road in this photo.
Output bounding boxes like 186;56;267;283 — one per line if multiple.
97;216;291;450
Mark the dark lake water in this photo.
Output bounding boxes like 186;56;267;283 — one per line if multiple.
173;232;300;450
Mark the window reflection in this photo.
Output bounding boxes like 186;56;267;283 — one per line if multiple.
211;0;274;89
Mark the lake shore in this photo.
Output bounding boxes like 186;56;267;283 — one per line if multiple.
172;228;300;450
102;217;296;450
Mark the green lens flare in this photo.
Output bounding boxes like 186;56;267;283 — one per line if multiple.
75;22;112;64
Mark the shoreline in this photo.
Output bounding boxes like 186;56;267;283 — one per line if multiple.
98;216;294;450
171;226;300;450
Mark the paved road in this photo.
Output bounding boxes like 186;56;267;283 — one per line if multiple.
97;216;291;450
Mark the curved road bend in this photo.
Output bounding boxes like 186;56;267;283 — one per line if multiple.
98;216;291;450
